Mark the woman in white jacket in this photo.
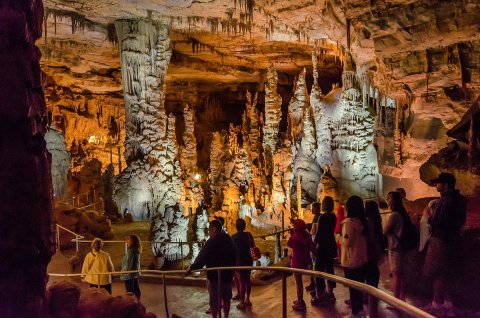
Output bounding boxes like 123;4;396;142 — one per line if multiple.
339;195;368;317
81;238;115;294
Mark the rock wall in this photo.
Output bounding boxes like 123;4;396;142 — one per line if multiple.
0;0;56;316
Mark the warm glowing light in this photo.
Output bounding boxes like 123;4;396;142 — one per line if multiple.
193;173;201;181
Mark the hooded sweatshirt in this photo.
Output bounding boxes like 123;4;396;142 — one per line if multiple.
339;217;367;269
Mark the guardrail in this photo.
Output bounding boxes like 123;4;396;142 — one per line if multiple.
48;266;434;318
56;224;85;252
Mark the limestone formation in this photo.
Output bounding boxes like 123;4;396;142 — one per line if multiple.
209;131;226;210
288;68;309;145
45;126;71;199
180;104;203;213
262;65;282;176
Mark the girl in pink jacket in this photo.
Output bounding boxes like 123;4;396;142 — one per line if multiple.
287;219;313;311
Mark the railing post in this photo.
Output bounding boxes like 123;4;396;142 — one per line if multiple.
180;243;184;269
282;271;287;318
163;273;169;318
217;270;222;318
368;294;378;318
75;235;79;252
56;224;60;251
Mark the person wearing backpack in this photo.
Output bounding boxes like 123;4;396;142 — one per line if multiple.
384;191;414;302
422;173;467;317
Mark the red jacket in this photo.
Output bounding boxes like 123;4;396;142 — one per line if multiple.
287;230;312;269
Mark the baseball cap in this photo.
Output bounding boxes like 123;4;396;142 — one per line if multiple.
431;172;456;186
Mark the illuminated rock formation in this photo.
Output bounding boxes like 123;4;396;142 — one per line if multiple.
262;65;282;177
114;19;174;220
45;126;71;199
209;131;226;210
180;104;202;213
288;68;309;145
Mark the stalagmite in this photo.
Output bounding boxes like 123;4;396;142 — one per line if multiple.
262;65;282;177
180;104;203;213
288;68;309;145
209;132;226;210
45;126;71;199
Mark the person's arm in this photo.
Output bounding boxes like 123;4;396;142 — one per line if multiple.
341;221;353;248
81;253;91;278
187;240;209;274
107;254;115;272
383;213;396;236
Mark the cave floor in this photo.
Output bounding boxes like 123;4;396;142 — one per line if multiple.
48;258;480;318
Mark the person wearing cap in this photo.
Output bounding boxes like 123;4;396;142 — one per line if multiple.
287;218;313;311
422;172;467;317
186;219;236;318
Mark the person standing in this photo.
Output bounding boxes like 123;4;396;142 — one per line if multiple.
120;234;142;299
311;196;337;305
384;191;408;301
422;173;466;317
231;219;255;310
287;219;313;311
339;196;368;318
364;200;385;288
81;238;115;294
186;219;236;318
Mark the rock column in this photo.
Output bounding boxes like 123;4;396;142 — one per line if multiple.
114;19;180;219
0;0;56;316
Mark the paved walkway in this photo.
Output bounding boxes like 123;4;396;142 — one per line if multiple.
48;252;480;318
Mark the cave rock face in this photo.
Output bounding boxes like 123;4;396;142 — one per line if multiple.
114;19;176;220
46;126;71;199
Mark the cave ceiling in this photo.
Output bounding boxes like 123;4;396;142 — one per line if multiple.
40;0;480;198
40;0;480;103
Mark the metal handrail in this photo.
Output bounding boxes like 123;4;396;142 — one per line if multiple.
56;224;85;252
48;266;434;318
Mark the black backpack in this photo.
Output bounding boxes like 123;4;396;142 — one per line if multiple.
399;213;419;250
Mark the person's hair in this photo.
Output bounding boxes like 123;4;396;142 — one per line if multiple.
128;234;142;253
312;202;321;215
387;191;408;218
365;200;383;239
345;195;368;235
322;196;334;213
395;187;406;199
209;219;223;232
236;218;246;231
91;238;103;252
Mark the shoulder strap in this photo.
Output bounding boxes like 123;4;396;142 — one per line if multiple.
87;251;99;273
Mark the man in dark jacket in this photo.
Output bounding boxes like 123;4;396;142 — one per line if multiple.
422;172;467;317
187;219;236;318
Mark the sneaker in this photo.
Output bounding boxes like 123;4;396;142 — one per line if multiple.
292;300;306;311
